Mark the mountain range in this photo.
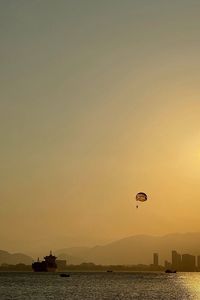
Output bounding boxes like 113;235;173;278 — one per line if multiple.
1;232;200;266
56;232;200;265
0;250;33;265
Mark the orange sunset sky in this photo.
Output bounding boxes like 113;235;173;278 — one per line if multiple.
1;0;200;254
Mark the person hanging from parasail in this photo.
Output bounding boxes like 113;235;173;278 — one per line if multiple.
135;192;147;208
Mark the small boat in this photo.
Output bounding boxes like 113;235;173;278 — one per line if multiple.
106;270;113;273
60;273;70;277
165;269;176;273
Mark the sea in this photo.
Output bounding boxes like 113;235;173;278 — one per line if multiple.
0;272;200;300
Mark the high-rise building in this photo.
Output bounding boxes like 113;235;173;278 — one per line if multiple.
181;254;196;271
153;253;159;266
172;250;182;270
197;256;200;270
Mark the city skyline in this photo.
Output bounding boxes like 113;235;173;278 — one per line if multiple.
1;248;200;273
1;232;200;267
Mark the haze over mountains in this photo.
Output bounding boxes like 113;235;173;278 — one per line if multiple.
1;233;200;265
0;250;32;265
56;232;200;265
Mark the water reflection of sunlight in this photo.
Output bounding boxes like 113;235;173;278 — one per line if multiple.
179;273;200;299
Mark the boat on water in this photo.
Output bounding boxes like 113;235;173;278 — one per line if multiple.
165;269;177;273
106;270;113;273
60;274;70;277
32;251;57;272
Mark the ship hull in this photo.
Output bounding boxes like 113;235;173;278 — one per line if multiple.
32;253;57;272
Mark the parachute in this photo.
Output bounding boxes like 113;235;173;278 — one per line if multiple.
135;192;147;208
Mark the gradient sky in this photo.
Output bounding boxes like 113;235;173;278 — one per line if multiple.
1;0;200;254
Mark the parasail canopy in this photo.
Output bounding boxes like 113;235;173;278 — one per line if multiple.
136;192;147;202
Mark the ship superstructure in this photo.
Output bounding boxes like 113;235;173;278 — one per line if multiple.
32;251;57;272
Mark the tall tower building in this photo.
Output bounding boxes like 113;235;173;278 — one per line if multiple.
182;254;196;271
172;250;181;270
153;253;159;266
197;256;200;270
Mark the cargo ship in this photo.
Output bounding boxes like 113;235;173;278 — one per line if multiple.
32;251;57;272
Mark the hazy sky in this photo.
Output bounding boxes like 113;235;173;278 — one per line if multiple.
1;0;200;254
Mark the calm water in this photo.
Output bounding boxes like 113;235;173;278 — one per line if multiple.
0;272;200;299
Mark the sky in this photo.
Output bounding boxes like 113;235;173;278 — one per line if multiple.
1;0;200;255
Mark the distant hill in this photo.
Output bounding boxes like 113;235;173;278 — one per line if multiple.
56;233;200;265
0;250;33;265
56;246;91;264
